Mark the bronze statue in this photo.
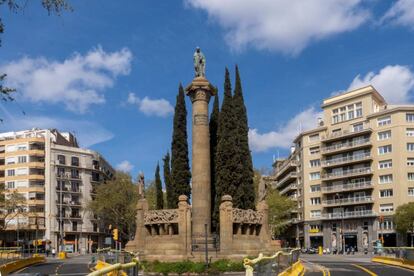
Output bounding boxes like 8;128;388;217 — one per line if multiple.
193;47;206;77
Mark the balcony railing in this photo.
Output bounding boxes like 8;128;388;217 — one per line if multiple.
321;138;371;154
322;196;373;206
280;183;298;195
322;167;372;180
321;125;372;141
56;186;81;193
276;172;297;188
321;181;372;193
275;160;298;178
321;153;371;167
322;210;376;219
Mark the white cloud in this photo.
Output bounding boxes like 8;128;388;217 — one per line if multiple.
381;0;414;28
186;0;369;55
0;112;113;148
249;107;322;152
0;46;132;113
348;65;414;104
127;92;174;117
116;160;134;173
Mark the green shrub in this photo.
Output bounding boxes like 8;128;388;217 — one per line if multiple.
141;259;244;274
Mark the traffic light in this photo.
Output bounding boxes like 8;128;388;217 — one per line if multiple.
112;228;118;241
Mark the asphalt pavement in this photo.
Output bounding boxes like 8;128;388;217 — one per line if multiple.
302;254;414;276
10;255;92;276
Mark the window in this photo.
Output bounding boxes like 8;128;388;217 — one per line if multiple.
378;145;392;155
310;184;321;193
5;145;16;152
310;197;321;205
378;116;391;126
17;156;27;163
408;188;414;196
71;156;79;167
309;134;319;142
379;174;393;184
310;159;320;168
71;169;79;179
310;210;321;218
353;123;363;132
380;203;394;213
16;168;28;176
407;113;414;122
310;172;321;180
7;169;15;176
380;189;393;198
408;158;414;166
5;157;16;164
378;160;392;169
16;144;27;151
407;128;414;137
57;155;66;165
309;147;320;155
6;181;15;189
409;173;414;181
378;130;391;140
382;220;394;230
331;102;362;124
408;143;414;152
57;167;65;177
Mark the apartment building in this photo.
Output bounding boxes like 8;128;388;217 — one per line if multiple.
269;85;414;251
0;129;114;253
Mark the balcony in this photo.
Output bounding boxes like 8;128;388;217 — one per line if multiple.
321;153;372;168
275;160;298;178
322;210;377;220
56;173;81;180
321;181;373;193
56;200;82;207
322;167;372;181
321;126;372;142
280;183;298;195
321;138;371;155
276;172;297;189
56;186;81;193
322;196;373;206
289;194;300;201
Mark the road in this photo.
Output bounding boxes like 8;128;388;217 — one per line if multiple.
302;254;414;276
11;255;92;276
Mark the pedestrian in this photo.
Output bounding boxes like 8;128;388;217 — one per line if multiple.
46;244;50;257
52;247;56;258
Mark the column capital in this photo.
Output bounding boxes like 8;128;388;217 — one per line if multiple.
185;77;216;103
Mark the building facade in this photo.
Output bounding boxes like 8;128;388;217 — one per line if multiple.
270;86;414;251
0;129;114;252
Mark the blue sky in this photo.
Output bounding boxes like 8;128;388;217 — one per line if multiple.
1;0;414;180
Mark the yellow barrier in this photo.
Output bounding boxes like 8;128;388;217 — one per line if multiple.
372;256;414;271
278;260;305;276
243;249;301;276
88;258;139;276
0;256;45;276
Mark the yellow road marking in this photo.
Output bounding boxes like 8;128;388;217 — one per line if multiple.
352;264;378;276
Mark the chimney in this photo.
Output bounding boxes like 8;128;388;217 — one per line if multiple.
317;117;324;126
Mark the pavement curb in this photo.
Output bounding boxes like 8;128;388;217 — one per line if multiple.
371;256;414;271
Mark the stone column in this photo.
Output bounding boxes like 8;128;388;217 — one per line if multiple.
178;195;191;255
219;195;233;253
185;77;216;236
125;198;148;252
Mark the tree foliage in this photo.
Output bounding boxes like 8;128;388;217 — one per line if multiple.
214;68;240;225
266;188;296;237
232;65;255;209
154;163;164;210
88;172;137;243
0;189;27;230
394;202;414;236
171;84;191;202
163;152;174;209
209;93;220;230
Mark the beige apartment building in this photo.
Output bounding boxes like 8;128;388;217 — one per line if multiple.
270;85;414;252
0;129;114;253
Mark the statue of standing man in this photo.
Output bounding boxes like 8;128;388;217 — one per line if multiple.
193;47;206;77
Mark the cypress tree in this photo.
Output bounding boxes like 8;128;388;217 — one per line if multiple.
214;68;240;224
233;65;256;209
154;163;164;210
163;152;175;208
209;93;220;231
171;84;191;202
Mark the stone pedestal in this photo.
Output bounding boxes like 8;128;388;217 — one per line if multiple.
185;77;216;237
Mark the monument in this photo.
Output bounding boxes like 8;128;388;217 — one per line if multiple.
125;48;278;261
